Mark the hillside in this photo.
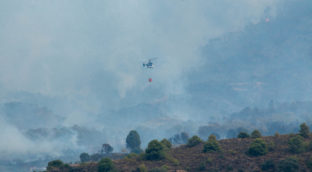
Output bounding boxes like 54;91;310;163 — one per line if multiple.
47;133;312;172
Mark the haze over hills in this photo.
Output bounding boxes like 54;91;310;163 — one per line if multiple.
0;0;311;171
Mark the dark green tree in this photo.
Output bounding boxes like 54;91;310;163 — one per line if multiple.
101;144;113;154
247;138;268;156
98;158;115;172
160;139;172;149
80;153;90;163
126;130;141;153
299;123;310;138
203;134;221;153
238;132;250;138
251;130;262;138
288;135;305;153
47;160;64;170
187;136;203;147
145;140;165;160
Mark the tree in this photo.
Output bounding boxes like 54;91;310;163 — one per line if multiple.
288;135;305;153
299;123;310;138
126;130;141;153
277;157;299;172
261;159;275;171
98;158;115;172
161;139;172;149
251;130;262;138
80;153;90;163
187;136;203;147
47;160;64;170
247;138;268;156
238;132;250;138
203;134;221;153
101;144;113;154
145;140;165;160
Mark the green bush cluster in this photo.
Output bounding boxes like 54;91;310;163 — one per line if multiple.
133;164;148;172
47;160;72;171
145;140;166;160
247;138;268;156
98;158;115;172
187;135;203;147
306;156;312;171
203;134;221;153
261;159;275;171
277;157;299;172
238;132;250;139
288;135;305;153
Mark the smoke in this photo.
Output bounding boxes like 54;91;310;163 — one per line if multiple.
3;0;311;167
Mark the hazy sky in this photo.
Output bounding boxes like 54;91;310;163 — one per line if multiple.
1;0;312;163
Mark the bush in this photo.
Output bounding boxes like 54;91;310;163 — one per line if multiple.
251;130;262;138
288;135;305;153
299;123;310;138
306;156;312;170
47;160;64;170
277;157;299;172
187;136;203;147
133;164;148;172
261;159;275;171
247;138;267;156
149;167;167;172
267;141;275;152
238;132;250;138
160;139;172;149
203;134;221;153
98;158;115;172
145;140;165;160
126;130;142;153
80;153;90;163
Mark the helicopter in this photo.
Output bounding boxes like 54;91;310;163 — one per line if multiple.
142;58;157;69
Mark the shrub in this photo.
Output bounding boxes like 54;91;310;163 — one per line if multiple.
306;156;312;170
299;123;310;138
145;140;165;160
161;139;172;149
149;166;168;172
80;153;90;163
203;134;221;153
267;141;275;152
199;162;206;171
133;164;148;172
47;160;64;170
238;132;250;138
98;158;115;172
307;140;312;151
247;138;267;156
251;130;262;138
101;144;113;154
288;135;305;153
187;136;203;147
149;167;167;172
277;157;299;172
126;130;142;153
261;159;275;171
